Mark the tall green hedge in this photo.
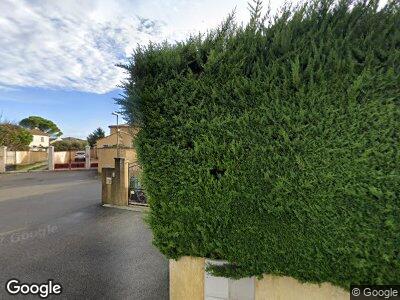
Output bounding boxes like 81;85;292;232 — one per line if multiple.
118;0;400;289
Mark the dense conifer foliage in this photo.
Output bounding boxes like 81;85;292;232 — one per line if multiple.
118;0;399;288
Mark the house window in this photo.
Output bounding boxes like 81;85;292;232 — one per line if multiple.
41;137;44;142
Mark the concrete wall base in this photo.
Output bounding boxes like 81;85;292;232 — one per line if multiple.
102;204;149;212
255;275;349;300
169;256;349;300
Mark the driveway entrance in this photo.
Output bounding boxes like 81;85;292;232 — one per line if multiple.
54;149;98;170
0;170;168;299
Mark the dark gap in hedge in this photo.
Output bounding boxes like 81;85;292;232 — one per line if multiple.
210;167;226;180
188;60;203;75
185;140;194;150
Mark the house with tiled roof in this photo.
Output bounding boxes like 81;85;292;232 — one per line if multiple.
29;128;50;150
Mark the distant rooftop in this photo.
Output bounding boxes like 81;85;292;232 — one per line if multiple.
29;128;49;136
108;124;130;128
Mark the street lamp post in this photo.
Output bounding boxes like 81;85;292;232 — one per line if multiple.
112;112;120;157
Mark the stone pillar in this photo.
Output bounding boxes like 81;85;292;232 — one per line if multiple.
102;167;114;204
101;158;129;207
170;257;205;300
112;157;129;206
48;146;54;171
85;145;91;169
0;146;6;173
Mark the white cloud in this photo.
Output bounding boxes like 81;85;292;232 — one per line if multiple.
0;0;282;94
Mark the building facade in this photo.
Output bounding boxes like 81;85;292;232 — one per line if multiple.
96;124;137;148
29;128;50;150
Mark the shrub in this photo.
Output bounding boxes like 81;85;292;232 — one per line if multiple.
0;123;33;150
118;0;400;289
52;140;87;151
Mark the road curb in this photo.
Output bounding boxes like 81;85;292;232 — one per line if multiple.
1;169;97;175
102;204;149;212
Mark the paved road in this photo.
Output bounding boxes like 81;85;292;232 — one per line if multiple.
0;170;168;299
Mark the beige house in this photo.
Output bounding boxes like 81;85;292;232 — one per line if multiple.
96;124;138;173
96;124;136;148
29;128;50;150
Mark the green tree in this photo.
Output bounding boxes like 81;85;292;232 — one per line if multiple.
0;123;33;150
52;140;87;151
19;116;62;137
87;127;105;147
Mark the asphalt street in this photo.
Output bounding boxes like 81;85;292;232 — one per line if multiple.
0;170;168;299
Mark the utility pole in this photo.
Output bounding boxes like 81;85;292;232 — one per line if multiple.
112;112;120;157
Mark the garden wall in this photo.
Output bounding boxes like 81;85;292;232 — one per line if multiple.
97;147;137;173
6;150;48;165
53;150;98;164
54;151;72;164
170;256;349;300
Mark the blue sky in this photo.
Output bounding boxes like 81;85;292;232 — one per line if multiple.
0;0;284;138
0;87;120;138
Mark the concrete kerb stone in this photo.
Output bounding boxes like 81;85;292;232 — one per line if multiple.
102;203;149;212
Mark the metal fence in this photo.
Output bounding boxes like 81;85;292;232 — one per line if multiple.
128;162;147;205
